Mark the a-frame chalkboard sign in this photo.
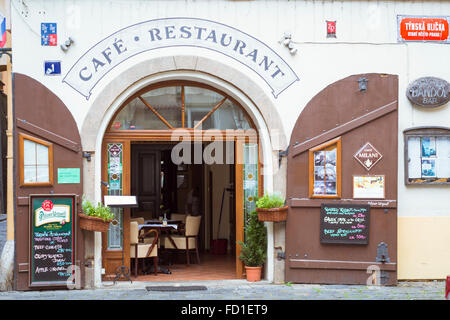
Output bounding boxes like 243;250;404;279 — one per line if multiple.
29;194;77;287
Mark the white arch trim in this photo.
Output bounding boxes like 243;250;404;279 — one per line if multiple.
83;56;282;285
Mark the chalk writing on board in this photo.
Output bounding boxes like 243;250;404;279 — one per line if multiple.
30;195;76;287
320;204;370;244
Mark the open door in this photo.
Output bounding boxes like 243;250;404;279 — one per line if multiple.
101;140;131;278
235;140;260;278
13;74;84;290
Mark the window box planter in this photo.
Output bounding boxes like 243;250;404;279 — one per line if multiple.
256;206;288;222
79;213;112;233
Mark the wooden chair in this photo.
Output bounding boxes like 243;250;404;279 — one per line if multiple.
169;213;186;235
170;213;186;223
130;221;159;276
130;217;144;225
130;217;153;242
163;215;201;264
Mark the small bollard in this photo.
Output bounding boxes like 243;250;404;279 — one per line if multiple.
446;275;450;300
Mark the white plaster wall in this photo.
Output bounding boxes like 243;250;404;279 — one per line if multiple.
10;0;450;280
11;0;450;143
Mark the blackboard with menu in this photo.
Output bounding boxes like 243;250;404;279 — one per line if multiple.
29;195;76;287
320;203;370;245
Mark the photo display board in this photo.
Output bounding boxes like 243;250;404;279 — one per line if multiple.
320;203;370;245
29;195;76;287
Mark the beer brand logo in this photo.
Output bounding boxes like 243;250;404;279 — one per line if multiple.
35;204;71;227
41;200;54;212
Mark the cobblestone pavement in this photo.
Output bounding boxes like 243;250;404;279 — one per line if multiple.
0;279;446;300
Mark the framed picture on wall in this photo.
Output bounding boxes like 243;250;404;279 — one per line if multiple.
353;175;385;199
404;128;450;185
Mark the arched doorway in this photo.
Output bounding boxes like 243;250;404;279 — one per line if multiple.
285;74;398;285
101;80;263;281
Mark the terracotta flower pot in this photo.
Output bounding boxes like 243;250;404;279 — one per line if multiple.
245;266;262;282
256;206;288;222
79;213;111;233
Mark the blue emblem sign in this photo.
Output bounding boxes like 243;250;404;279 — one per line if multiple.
41;23;57;46
44;61;61;76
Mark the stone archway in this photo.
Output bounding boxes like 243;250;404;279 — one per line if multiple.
80;55;287;153
79;55;288;286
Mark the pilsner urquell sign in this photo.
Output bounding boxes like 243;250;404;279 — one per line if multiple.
406;77;450;108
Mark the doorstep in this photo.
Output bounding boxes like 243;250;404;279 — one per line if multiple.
98;279;273;291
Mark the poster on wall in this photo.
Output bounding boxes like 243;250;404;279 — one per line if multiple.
313;148;337;195
353;175;385;199
397;15;450;43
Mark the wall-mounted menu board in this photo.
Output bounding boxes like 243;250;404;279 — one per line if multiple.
320;203;370;245
29;194;76;287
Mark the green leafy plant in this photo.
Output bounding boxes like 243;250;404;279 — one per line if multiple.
255;193;285;209
238;210;267;267
82;198;114;222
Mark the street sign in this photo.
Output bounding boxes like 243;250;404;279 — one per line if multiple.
44;61;61;76
41;23;57;46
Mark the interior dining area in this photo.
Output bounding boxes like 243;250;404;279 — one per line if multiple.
122;142;238;282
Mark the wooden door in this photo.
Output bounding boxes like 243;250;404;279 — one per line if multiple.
235;140;260;278
13;74;84;290
286;74;398;285
102;140;131;278
131;145;161;220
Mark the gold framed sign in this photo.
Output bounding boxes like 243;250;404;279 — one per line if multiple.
353;175;385;199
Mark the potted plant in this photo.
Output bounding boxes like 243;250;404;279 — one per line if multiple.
79;198;114;233
238;210;267;282
255;193;288;222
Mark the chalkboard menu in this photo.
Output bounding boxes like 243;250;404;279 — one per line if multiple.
29;195;76;287
320;203;370;245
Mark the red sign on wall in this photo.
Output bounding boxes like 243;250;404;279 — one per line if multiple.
326;21;336;38
397;15;450;43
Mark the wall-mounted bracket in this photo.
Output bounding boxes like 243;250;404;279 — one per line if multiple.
278;147;289;168
376;242;390;263
82;151;91;161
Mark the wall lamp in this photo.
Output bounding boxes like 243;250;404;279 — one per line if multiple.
282;33;298;55
358;77;368;92
61;37;74;52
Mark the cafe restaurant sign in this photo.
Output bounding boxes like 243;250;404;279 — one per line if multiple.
63;17;299;100
406;77;450;108
397;15;450;43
